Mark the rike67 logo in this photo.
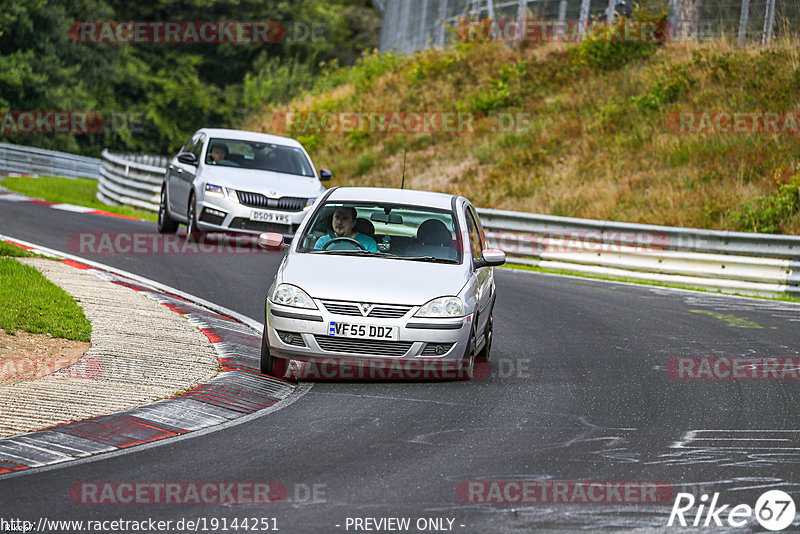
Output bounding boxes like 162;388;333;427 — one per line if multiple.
668;490;796;531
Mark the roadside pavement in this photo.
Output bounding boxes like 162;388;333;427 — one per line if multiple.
0;257;219;438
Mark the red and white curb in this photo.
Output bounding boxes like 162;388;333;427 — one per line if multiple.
0;189;142;221
0;236;297;476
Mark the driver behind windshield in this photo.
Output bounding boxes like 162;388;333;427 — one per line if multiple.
314;206;378;252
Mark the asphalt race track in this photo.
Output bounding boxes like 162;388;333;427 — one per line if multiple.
2;199;800;533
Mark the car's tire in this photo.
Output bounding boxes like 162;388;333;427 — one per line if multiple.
457;331;476;380
260;326;288;378
477;312;493;360
157;186;179;234
186;192;201;236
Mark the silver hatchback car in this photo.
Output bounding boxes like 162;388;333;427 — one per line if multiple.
257;187;505;380
157;128;331;237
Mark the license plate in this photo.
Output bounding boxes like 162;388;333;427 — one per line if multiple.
328;322;398;341
250;210;290;224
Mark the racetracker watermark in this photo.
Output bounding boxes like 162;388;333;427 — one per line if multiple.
483;229;670;255
273;110;537;135
667;111;800;135
460;19;669;43
0;355;102;383
67;233;271;255
289;358;471;380
457;481;674;504
68;482;326;505
0;111;149;135
68;21;325;44
667;357;800;379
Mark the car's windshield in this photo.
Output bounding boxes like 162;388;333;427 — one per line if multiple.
297;201;462;263
205;137;315;177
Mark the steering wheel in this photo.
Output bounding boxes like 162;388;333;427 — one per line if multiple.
322;237;366;251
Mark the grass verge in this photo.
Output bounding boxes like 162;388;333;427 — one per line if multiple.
0;252;92;341
502;262;800;303
1;176;157;222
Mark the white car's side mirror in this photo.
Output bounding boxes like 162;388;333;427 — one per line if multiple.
475;249;505;268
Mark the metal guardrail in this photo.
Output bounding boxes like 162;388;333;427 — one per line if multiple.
23;149;798;298
97;150;167;212
0;142;101;180
478;208;800;297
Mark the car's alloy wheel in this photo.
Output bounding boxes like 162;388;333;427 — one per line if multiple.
157;186;178;234
186;193;201;236
260;327;288;378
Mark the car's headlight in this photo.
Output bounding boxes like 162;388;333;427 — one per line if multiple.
226;187;239;202
414;296;464;318
271;284;317;309
205;183;224;196
304;198;316;210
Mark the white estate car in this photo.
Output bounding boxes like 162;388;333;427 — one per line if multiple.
157;128;331;237
257;187;506;380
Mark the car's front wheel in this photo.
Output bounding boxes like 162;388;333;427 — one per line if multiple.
260;327;288;378
457;331;476;380
477;312;493;360
186;192;201;236
157;186;178;234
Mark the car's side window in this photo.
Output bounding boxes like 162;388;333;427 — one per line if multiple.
465;207;483;261
190;134;205;160
179;135;195;154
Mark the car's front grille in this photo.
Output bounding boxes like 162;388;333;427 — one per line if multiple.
321;300;412;318
314;336;413;356
237;191;306;211
229;218;291;233
421;343;455;356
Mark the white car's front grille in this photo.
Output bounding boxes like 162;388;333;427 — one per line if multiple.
314;336;413;356
321;300;412;318
237;191;306;211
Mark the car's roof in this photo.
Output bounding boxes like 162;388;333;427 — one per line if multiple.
326;187;459;210
197;128;304;148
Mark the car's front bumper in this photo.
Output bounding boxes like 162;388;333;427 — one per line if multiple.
265;300;471;369
194;194;308;237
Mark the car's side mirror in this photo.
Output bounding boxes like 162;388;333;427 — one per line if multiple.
177;152;198;166
474;249;506;268
258;232;286;251
319;168;333;181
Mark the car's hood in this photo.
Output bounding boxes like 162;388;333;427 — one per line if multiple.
199;166;325;198
279;253;470;305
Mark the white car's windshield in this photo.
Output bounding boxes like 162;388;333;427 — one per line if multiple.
206;138;315;177
297;202;462;263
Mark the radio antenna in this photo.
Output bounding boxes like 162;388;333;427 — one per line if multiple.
401;148;407;189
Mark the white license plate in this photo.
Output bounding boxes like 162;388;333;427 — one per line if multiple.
328;322;398;341
250;210;290;224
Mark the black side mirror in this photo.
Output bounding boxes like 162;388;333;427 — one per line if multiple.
319;168;333;181
177;152;198;166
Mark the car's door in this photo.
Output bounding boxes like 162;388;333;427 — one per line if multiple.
465;203;493;338
165;135;192;216
171;132;205;218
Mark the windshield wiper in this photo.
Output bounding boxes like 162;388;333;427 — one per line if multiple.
309;250;399;258
403;256;459;264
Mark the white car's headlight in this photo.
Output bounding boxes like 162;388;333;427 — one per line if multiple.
304;198;316;210
414;296;464;318
272;284;317;309
204;183;224;196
